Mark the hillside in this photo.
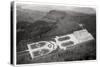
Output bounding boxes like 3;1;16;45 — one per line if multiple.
16;6;96;64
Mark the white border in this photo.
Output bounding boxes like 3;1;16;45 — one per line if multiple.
16;1;96;9
14;1;97;66
0;0;99;67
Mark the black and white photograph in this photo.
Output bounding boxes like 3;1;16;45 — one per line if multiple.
13;2;96;65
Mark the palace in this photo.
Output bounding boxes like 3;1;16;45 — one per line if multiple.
27;29;94;59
